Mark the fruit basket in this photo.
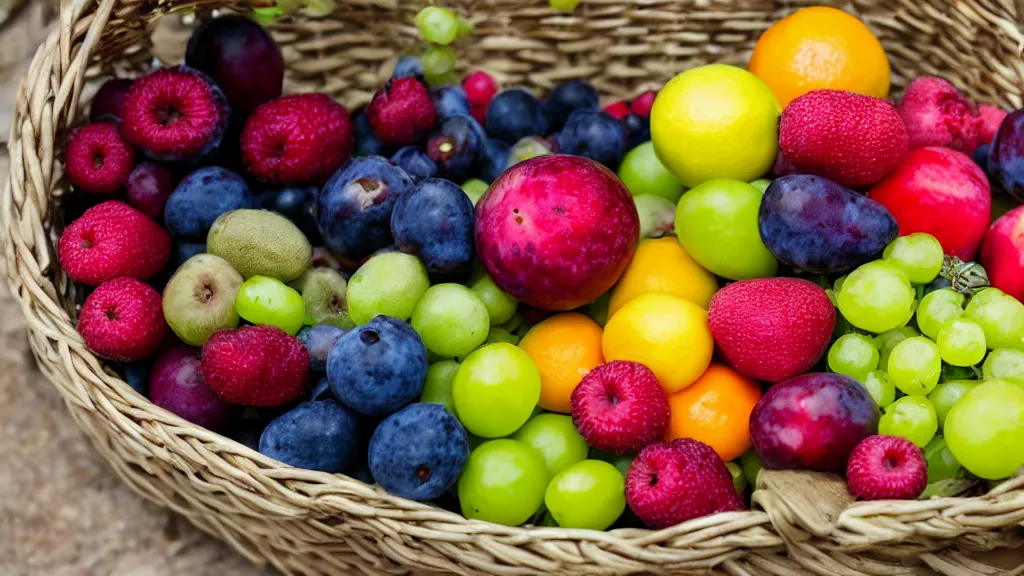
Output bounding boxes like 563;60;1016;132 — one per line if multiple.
6;0;1024;575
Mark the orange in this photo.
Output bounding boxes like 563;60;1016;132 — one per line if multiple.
519;312;604;413
666;363;762;461
748;6;890;107
608;237;718;318
602;293;713;394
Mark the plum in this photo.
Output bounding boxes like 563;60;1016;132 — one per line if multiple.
391;178;475;284
749;372;878;472
759;174;898;272
988;108;1024;202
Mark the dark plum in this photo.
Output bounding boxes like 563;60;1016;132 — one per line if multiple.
749;373;878;472
149;345;242;431
392;55;426;83
254;185;322;244
259;400;360;473
118;359;153;395
228;417;268;451
391;178;475;283
311;376;333;401
988;108;1024;201
165;167;252;240
390;146;438;182
297;324;346;371
544;79;599;132
431;85;471;121
368;403;469;501
426;115;483;183
353;111;389;157
185;15;283;112
485;89;548;143
171;241;207;270
478;138;510;183
317;156;414;260
758;174;898;272
558;109;628;168
975;143;991;174
624;113;650;149
89;78;133;123
126;162;175;219
326;316;428;416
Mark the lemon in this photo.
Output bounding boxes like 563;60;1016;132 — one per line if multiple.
608;237;718;317
651;64;781;188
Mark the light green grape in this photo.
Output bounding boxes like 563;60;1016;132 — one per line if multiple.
837;261;915;333
422;45;457;86
452;343;541;438
347;252;430;325
415;6;459;45
923;436;963;483
544;460;625;530
726;462;746;494
461;179;489;206
862;370;896;407
827;334;879;381
879;395;938;448
963;288;1024;349
916;289;965;340
944;380;1024;479
982;348;1024;384
469;270;519;326
512;414;588;477
550;0;581;11
459;439;548;525
874;326;918;371
927;380;980;429
833;275;847;294
234;276;305;335
738;450;762;487
936;318;986;366
749;178;771;193
456;14;474;37
887;336;941;396
411;284;490;358
420;360;460;414
882;233;944;284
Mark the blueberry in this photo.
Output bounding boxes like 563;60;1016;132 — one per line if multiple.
431;86;471;121
297;324;345;371
317;156;415;260
326;316;428;416
544;79;599;132
165;166;252;240
390;146;438;182
391;178;475;283
624;113;651;149
426;115;484;183
118;360;152;395
558;109;628;169
368;403;469;501
478;138;510;183
975;143;991;174
171;241;207;269
485;89;549;143
392;55;426;83
228;417;269;452
254;185;322;243
259;400;360;472
353;111;388;158
311;376;333;401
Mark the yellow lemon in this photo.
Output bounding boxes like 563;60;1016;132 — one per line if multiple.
608;237;718;317
651;64;781;188
602;293;713;394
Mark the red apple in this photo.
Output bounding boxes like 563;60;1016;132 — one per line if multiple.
868;147;991;260
981;205;1024;301
475;155;639;311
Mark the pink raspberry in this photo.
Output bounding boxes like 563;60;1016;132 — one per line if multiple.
65;123;136;194
58;201;171;286
78;277;166;362
367;77;436;146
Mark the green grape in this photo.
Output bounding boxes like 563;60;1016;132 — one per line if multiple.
827;333;879;381
882;233;944;284
738;450;762;488
252;7;282;24
234;276;305;335
982;348;1024;384
916;289;965;340
485;327;520;345
469;271;519;326
879;396;938;448
512;414;588;477
585;291;611;328
545;460;625;530
862;370;896;407
874;326;918;371
414;6;459;45
923;436;964;483
347;252;430;325
749;178;771;193
837;261;915;333
927;380;979;429
453;343;541;438
589;448;633;478
887;336;941;396
944;380;1024;479
963;288;1024;349
461;179;489;206
411;284;490;358
302;0;336;17
936;318;986;366
833;274;847;294
459;439;548;525
422;45;457;86
420;360;461;414
726;462;746;494
456;14;474;37
550;0;581;11
617;142;685;203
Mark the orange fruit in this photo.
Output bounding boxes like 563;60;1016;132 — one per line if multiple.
602;293;713;394
608;237;718;318
666;363;762;461
748;6;890;107
519;312;604;413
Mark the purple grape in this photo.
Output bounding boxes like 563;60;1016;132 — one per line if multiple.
126;162;175;219
149;345;242;431
90;79;133;123
185;15;283;112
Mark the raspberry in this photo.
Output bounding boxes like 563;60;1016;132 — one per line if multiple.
570;361;670;455
367;77;436;146
121;66;229;163
846;435;928;500
201;325;309;407
65;123;136;194
462;70;498;125
58;201;172;286
78;277;166;362
241;93;353;185
603;100;630;120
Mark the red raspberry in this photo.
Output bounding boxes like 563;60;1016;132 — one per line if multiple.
201;325;309;407
462;71;499;125
65;123;136;194
603;101;630;120
367;77;436;146
629;90;656;117
241;93;353;185
846;435;927;500
570;361;669;455
58;201;172;286
78;277;166;362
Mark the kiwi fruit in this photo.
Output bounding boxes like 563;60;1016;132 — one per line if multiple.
207;209;313;282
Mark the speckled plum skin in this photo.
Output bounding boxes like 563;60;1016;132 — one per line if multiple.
474;155;639;311
749;373;879;472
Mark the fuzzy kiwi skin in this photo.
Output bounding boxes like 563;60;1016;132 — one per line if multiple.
207;209;313;282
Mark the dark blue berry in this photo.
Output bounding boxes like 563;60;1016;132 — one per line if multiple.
478;138;510;183
390;146;438;182
254;185;322;244
165;166;251;240
228;417;269;452
431;86;471;121
297;324;345;372
391;178;475;284
119;360;152;395
426;115;483;182
392;55;426;83
624;113;651;149
353;111;389;158
171;241;207;270
485;89;548;143
544;79;599;132
258;400;360;473
558;109;628;169
311;376;333;401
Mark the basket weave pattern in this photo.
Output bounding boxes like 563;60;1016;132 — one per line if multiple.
5;0;1024;574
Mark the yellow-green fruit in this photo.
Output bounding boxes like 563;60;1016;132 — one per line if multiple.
207;209;313;282
290;267;354;329
162;254;243;346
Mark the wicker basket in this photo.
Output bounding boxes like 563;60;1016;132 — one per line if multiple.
5;0;1024;574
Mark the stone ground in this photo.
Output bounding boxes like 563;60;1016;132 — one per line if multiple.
0;1;1020;574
